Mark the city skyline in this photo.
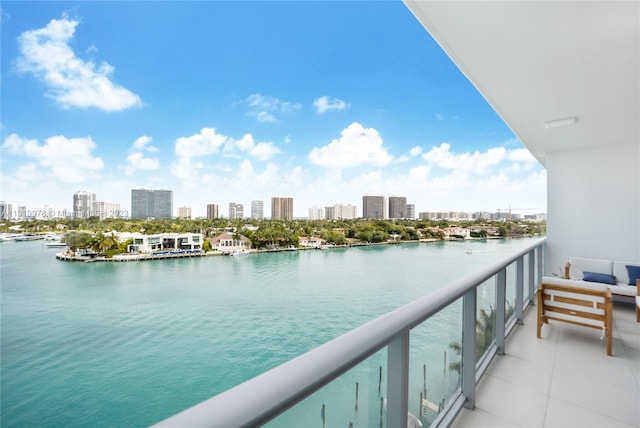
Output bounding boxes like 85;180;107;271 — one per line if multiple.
1;187;547;221
1;2;546;218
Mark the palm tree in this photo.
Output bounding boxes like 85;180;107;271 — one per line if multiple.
90;232;119;254
448;303;515;375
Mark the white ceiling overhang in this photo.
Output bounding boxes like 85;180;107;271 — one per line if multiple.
403;1;640;166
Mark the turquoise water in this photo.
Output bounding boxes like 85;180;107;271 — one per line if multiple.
1;238;536;427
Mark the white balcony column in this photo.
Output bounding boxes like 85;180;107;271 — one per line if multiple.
386;331;409;428
462;288;477;409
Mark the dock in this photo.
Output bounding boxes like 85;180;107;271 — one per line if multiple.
55;250;217;263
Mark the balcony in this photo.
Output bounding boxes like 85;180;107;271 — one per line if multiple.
452;301;640;427
154;238;638;427
155;2;639;426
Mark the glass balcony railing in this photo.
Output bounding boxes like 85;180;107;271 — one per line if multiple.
154;237;545;428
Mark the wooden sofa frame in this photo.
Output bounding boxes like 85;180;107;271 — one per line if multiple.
537;280;613;355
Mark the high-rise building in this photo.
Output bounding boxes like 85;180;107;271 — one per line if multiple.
362;195;385;219
207;204;219;220
388;196;407;219
251;200;264;220
92;201;121;220
73;190;96;218
335;204;357;219
406;204;415;219
323;206;334;220
131;188;173;219
228;202;243;219
271;197;293;220
309;206;325;220
0;201;13;220
178;206;192;219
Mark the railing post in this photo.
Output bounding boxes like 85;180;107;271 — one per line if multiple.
387;331;409;428
528;249;536;303
496;268;506;355
462;288;476;409
515;257;524;324
536;244;543;286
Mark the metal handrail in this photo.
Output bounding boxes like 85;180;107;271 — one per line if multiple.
154;237;546;427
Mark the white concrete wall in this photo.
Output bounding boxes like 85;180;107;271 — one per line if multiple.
545;142;640;276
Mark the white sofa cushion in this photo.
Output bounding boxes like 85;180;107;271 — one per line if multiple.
608;284;637;297
567;258;639;297
569;257;613;280
613;261;640;285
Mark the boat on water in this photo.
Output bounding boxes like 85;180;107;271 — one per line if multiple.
0;233;21;242
44;234;66;248
14;233;44;241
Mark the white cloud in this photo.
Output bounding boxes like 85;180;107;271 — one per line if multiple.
409;146;422;157
131;135;158;152
171;128;281;183
234;160;282;191
2;133;103;183
174;128;228;158
15;15;141;112
124;136;160;176
234;134;281;161
15;162;38;182
422;143;508;174
422;143;540;176
397;145;424;162
171;157;203;182
256;111;277;123
313;96;350;114
308;122;393;169
435;113;444;121
408;165;430;181
126;152;160;173
245;93;301;122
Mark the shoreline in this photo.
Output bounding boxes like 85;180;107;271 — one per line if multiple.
54;235;530;263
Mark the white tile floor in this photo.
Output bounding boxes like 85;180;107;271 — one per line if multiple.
451;302;640;427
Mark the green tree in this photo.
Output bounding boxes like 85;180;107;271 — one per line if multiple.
64;232;93;252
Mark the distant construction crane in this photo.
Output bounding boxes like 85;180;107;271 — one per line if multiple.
496;207;541;220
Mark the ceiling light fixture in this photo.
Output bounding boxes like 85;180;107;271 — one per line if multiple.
544;116;577;129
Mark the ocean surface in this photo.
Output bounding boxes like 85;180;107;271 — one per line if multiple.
0;238;536;427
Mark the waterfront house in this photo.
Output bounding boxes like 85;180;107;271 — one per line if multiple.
298;236;326;249
443;226;470;240
119;232;203;253
209;232;251;253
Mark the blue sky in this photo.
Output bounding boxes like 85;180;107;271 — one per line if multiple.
0;1;546;218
